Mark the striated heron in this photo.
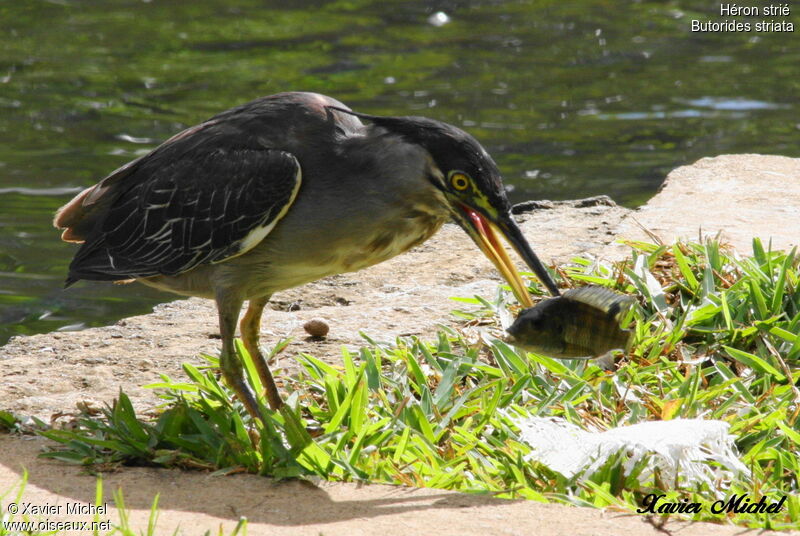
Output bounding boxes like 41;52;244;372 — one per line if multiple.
54;92;559;419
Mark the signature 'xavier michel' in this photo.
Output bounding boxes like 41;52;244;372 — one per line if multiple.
54;91;558;419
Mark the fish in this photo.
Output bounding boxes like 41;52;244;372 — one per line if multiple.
505;285;635;360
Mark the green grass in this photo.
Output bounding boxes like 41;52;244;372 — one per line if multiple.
0;412;19;434
28;239;800;530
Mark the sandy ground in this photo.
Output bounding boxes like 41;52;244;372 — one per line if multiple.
2;155;799;535
2;435;784;536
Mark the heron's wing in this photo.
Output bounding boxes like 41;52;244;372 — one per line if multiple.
66;148;301;282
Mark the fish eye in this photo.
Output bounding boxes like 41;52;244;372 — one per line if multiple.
449;171;470;191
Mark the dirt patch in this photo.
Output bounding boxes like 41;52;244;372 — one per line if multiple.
608;154;800;257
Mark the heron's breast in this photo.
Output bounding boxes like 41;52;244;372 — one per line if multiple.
340;209;446;271
243;204;447;292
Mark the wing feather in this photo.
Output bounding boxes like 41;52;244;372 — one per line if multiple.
66;148;301;282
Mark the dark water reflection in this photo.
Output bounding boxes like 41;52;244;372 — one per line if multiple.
1;0;798;343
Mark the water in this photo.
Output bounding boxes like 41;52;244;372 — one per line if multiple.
1;0;798;343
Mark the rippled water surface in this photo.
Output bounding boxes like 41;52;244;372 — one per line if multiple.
1;0;798;343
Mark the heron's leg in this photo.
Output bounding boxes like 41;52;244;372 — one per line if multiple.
240;295;284;411
216;291;262;419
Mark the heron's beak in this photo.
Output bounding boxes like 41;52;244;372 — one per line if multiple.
456;206;560;306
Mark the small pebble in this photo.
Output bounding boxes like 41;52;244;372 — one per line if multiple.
303;318;330;338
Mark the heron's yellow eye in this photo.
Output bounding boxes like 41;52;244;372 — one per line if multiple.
450;172;470;191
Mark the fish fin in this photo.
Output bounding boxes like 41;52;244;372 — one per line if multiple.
562;286;635;320
593;350;619;370
623;328;634;351
497;292;517;330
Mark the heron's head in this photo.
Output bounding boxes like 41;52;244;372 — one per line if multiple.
329;107;560;304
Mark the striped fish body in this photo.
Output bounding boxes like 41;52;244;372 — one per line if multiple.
506;286;634;359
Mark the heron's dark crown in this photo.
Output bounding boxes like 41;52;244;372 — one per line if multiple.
329;106;511;214
371;114;510;211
